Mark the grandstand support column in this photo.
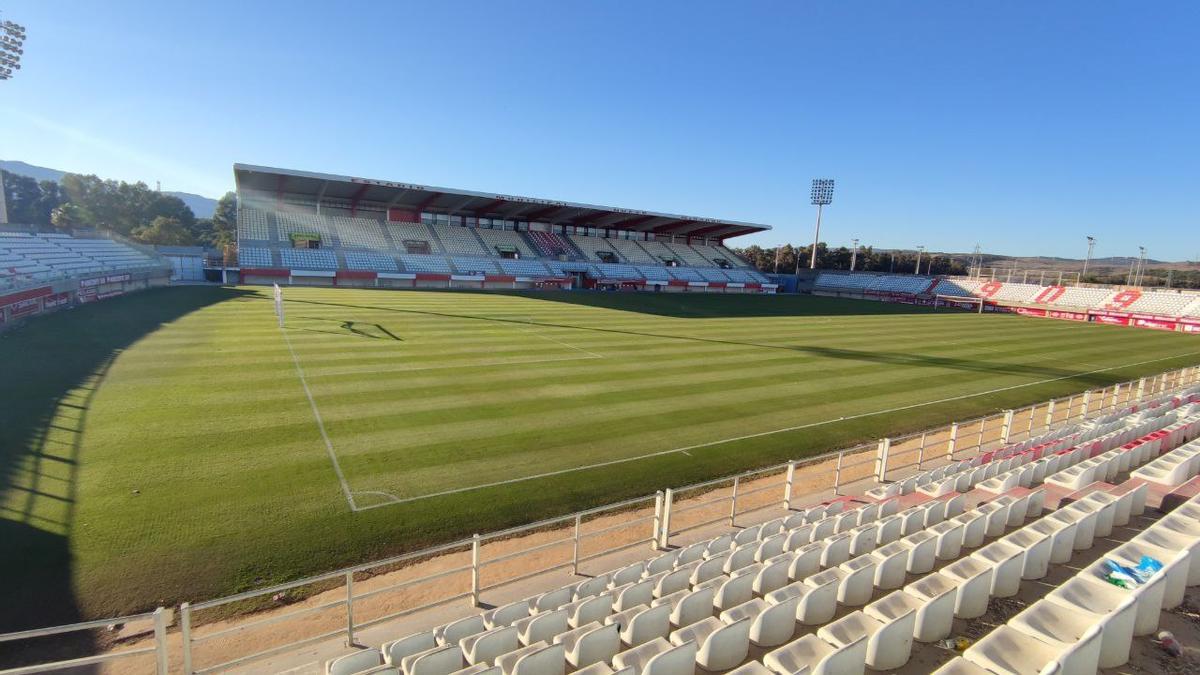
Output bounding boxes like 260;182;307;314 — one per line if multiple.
1001;410;1015;444
729;476;740;527
344;571;357;647
1045;401;1056;430
659;489;674;549
652;491;664;551
875;438;892;481
947;423;959;460
470;534;481;606
783;461;797;510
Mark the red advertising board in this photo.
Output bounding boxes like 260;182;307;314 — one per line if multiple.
7;297;43;318
1132;317;1178;332
43;292;71;309
1016;307;1047;318
1181;323;1200;334
1092;314;1130;326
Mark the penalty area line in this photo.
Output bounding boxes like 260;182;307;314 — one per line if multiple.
354;349;1200;510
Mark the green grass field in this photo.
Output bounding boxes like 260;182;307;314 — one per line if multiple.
2;285;1199;629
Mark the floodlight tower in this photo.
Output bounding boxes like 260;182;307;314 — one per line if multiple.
808;179;834;269
1081;236;1095;280
914;245;925;275
849;238;859;271
1136;246;1148;286
0;16;26;81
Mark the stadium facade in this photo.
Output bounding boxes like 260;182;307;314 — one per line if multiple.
232;164;777;292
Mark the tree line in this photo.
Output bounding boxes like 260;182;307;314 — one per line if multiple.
730;243;970;276
1;169;236;249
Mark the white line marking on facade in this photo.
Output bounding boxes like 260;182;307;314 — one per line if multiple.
357;350;1200;509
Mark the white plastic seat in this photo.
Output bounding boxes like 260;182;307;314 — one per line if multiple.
494;642;559;675
669;616;751;671
819;533;851;568
1048;505;1096;550
940;557;994;619
920;499;945;528
485;601;531;629
705;535;734;557
964;624;1094;675
926;520;964;560
575;575;611;600
898;531;937;574
755;534;788;562
767;578;837;625
835;556;877;606
1110;541;1190;610
612;563;647;588
646;552;679;577
382;632;437;666
734;525;762;547
438;616;487;646
903;573;957;642
612;638;696;675
856;502;879;525
653;586;714;630
531;587;574;613
951;511;987;549
720;597;796;648
941;493;966;519
706;570;757;613
554;621;620;669
1027;517;1077;564
753;557;791;597
861;591;919;669
868;541;908;589
764;633;866;675
787;543;823;581
615;603;671;647
783;525;813;551
930;657;994;674
1152;515;1200;585
726;662;771;675
690;555;728;587
462;626;520;666
835;510;859;534
725;544;758;574
615;579;656;612
404;646;465;675
328;650;384;675
971;540;1025;598
847;524;877;557
874;515;902;546
515;610;568;646
655;568;694;600
809;517;836;541
1010;601;1106;673
1077;560;1167;636
1002;528;1052;580
448;664;497;675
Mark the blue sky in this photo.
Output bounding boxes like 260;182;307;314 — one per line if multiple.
1;1;1197;259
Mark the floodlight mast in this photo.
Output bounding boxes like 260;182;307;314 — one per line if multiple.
0;17;26;81
809;179;834;269
1082;236;1096;280
914;245;925;275
849;238;859;271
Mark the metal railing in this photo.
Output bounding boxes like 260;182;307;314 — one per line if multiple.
0;608;169;675
4;364;1198;674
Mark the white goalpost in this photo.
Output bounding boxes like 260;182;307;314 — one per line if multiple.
273;283;284;327
933;294;985;314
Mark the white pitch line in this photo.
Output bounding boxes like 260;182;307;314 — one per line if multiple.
281;326;359;511
512;317;606;359
355;350;1200;509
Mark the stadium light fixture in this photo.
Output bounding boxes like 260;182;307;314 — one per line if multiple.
808;179;834;270
0;16;26;81
849;238;859;272
914;245;925;275
1082;236;1095;280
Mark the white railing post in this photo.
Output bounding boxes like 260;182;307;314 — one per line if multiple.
1067;395;1077;419
1025;406;1035;436
783;461;797;510
833;451;845;495
729;476;740;527
875;438;892;481
659;489;674;549
470;534;481;607
1001;410;1014;444
652;491;664;551
572;513;582;575
947;423;959;460
345;571;356;646
1111;383;1121;411
916;433;927;470
181;602;193;675
1137;378;1147;401
1081;390;1092;417
1045;400;1056;430
153;607;168;675
976;419;986;450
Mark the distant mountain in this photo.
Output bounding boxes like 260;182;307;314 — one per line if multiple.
0;160;218;218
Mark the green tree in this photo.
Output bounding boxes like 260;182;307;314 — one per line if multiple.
131;216;195;246
201;191;237;248
50;203;88;231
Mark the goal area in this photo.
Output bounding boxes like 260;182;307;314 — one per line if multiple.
933;294;985;313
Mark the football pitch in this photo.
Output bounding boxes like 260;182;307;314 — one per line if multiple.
3;285;1199;626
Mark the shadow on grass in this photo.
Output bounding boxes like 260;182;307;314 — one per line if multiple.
0;285;248;668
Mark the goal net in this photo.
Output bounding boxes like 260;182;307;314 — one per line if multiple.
934;294;984;313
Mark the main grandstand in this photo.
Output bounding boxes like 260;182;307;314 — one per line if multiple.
232;164;774;292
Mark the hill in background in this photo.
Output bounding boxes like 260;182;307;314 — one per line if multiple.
0;160;218;219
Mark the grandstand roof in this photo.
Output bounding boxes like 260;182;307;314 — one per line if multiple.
233;164;771;239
